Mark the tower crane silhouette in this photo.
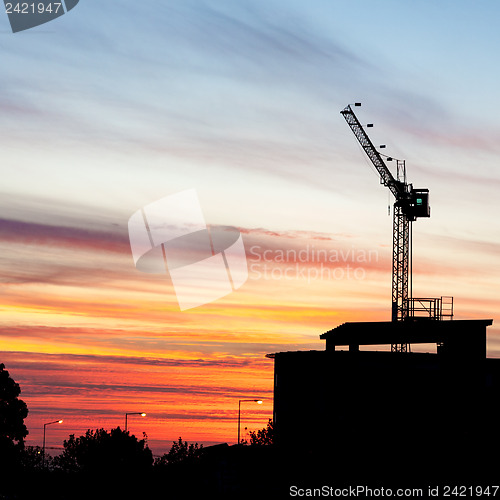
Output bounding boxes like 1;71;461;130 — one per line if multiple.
341;103;451;351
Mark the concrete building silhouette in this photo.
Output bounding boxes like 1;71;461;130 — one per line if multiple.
267;318;499;482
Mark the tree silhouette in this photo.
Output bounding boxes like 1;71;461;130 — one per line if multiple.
20;445;46;470
0;363;29;468
248;419;274;446
55;427;153;474
155;437;203;466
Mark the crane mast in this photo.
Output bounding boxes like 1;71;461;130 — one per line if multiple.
341;104;432;351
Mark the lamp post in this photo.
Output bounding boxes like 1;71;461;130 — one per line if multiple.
237;399;263;444
42;419;63;467
124;412;146;431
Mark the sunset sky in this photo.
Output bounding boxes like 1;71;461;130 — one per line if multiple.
1;0;500;456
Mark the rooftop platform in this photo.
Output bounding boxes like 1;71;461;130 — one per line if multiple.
320;319;493;360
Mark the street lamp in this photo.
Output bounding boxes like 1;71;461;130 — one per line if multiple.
125;412;146;431
42;419;63;467
237;399;263;444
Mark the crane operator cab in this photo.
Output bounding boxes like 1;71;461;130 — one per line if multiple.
404;188;430;221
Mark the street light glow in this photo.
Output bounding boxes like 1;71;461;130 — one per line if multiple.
237;398;265;444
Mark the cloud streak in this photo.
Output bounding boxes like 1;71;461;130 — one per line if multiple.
0;217;128;253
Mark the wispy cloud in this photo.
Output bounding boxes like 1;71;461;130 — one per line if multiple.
0;217;128;253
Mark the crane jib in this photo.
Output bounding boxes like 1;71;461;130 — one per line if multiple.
340;105;403;199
